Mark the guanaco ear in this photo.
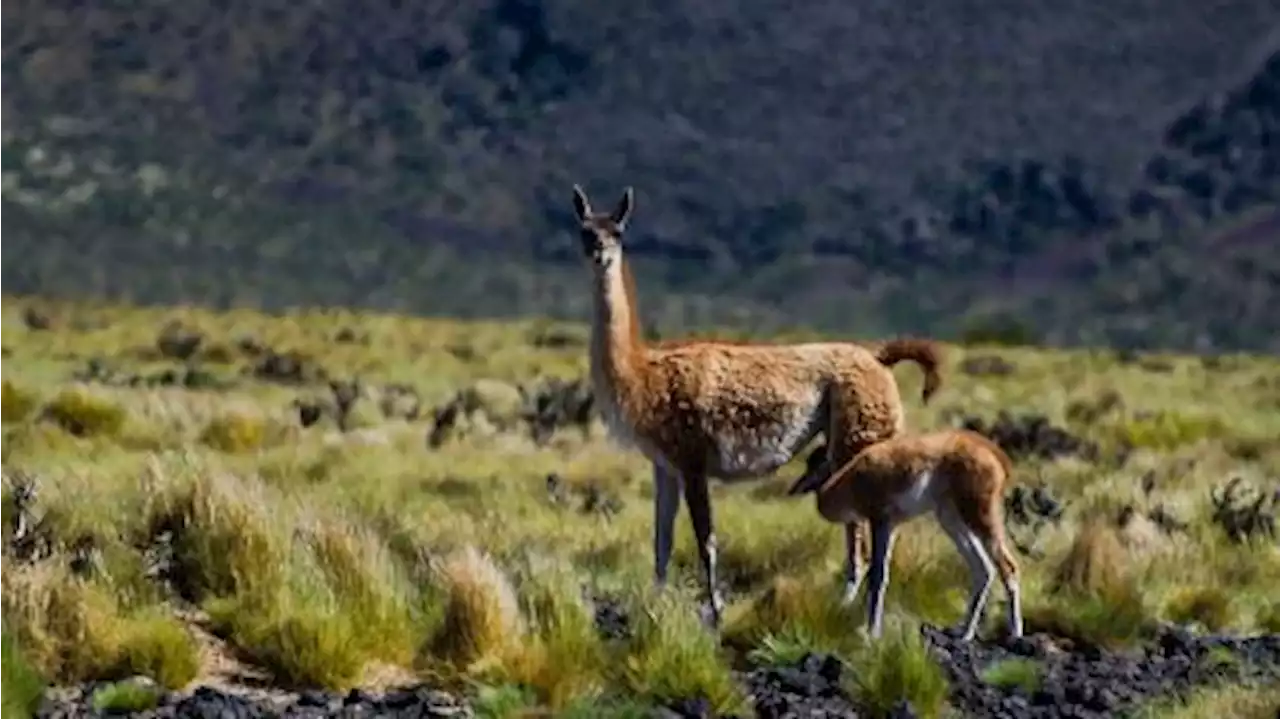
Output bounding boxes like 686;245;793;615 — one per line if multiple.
786;470;825;496
572;184;592;222
611;186;634;229
787;444;830;495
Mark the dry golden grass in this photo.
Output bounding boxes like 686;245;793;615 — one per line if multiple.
3;295;1279;714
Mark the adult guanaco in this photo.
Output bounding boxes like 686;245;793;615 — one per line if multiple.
571;184;943;624
788;431;1022;641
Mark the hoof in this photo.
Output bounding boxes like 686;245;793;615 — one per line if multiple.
698;602;723;630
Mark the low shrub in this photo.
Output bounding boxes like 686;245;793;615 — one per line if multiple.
2;381;39;423
41;389;126;437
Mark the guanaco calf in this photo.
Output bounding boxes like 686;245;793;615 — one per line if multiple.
571;184;944;625
788;431;1022;641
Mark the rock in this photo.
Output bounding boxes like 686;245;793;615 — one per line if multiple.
961;412;1099;463
36;684;473;718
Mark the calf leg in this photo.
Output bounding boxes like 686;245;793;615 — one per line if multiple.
865;518;897;638
974;519;1023;638
843;520;868;604
939;506;995;641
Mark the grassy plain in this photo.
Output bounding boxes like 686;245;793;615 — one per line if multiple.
2;296;1279;717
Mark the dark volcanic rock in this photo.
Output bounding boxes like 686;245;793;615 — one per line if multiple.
737;626;1279;719
35;684;472;719
30;628;1280;718
747;653;862;718
961;412;1099;463
924;625;1280;719
592;594;632;641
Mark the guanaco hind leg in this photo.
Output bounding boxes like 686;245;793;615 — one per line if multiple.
682;472;726;625
938;505;995;641
974;513;1023;638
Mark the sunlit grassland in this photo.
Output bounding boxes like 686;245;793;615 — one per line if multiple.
2;295;1279;716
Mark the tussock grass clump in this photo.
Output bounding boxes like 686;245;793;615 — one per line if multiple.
146;474;392;690
113;611;201;689
305;518;419;666
199;412;268;453
140;470;378;689
2;380;39;423
1;562;199;689
621;591;746;716
144;470;288;602
1162;586;1237;632
724;574;861;660
40;388;126;437
504;556;607;709
423;546;524;675
2;632;46;719
845;619;949;719
980;658;1043;693
1052;520;1132;595
208;594;364;690
1028;520;1151;648
2;561;131;683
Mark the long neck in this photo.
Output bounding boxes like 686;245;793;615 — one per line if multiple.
590;256;644;397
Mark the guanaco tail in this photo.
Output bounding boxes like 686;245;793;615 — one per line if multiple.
788;430;1023;641
571;184;944;624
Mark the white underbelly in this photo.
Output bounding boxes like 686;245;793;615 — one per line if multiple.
709;424;817;480
889;470;938;518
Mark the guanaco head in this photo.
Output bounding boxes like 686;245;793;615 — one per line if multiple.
572;184;634;270
787;442;831;495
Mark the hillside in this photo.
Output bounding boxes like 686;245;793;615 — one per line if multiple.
2;0;1278;349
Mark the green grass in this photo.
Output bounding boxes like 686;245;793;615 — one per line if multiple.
91;678;163;713
1126;682;1280;719
845;619;950;719
3;295;1280;714
979;658;1043;694
2;632;46;719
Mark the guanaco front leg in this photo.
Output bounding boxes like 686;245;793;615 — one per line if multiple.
865;518;897;638
652;462;682;588
682;471;725;625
